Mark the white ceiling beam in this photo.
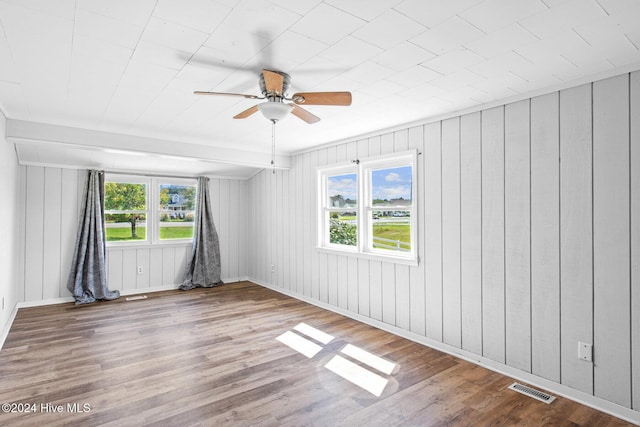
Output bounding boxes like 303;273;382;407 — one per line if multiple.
6;119;291;171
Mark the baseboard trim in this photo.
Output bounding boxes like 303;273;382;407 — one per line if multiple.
252;278;640;426
12;275;249;310
0;303;19;350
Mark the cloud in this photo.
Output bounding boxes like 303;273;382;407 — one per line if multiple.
328;177;357;199
385;172;401;182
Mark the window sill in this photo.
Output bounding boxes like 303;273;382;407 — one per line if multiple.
315;246;419;267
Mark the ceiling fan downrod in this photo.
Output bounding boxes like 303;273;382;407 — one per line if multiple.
271;120;276;174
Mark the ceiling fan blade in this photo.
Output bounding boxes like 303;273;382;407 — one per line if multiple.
194;91;260;99
262;69;284;95
290;104;320;124
291;91;352;106
233;105;260;119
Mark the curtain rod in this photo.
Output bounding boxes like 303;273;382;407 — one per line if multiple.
102;170;198;180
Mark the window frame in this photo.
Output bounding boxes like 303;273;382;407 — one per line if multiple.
317;150;418;265
319;165;360;252
104;174;197;247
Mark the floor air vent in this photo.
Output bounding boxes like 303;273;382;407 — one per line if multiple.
125;295;148;301
508;383;556;404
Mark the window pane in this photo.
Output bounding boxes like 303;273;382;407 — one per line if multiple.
329;211;357;246
371;166;412;207
104;182;147;210
105;213;147;242
159;184;196;240
105;181;147;242
371;210;411;252
327;173;357;208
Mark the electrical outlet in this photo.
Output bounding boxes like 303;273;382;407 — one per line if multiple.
137;266;144;275
271;264;275;273
1;297;4;310
578;342;592;362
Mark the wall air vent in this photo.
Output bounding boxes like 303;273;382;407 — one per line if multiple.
508;383;556;404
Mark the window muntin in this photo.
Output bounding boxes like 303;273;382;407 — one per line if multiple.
318;151;417;262
105;175;196;246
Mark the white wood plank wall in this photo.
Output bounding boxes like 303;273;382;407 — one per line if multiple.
592;74;631;407
20;170;249;301
249;71;640;414
531;92;560;383
631;69;640;412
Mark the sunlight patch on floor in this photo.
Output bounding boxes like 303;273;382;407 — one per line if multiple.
293;322;334;344
325;355;388;397
341;344;396;375
276;331;322;358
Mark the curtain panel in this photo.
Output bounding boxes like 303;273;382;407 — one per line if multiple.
180;176;224;290
67;170;120;304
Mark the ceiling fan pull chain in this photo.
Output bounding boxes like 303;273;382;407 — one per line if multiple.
271;120;276;174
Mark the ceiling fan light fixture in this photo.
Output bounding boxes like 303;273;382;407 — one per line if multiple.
257;102;293;122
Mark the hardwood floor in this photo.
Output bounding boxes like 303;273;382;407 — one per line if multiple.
0;281;633;426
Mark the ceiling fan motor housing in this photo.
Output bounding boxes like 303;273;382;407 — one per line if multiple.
260;70;290;99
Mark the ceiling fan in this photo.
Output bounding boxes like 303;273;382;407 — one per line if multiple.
194;69;352;124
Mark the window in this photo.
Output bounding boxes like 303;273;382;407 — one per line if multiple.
104;174;196;245
104;178;149;243
318;151;417;263
158;183;196;241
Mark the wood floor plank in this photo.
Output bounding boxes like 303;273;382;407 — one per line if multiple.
0;281;633;426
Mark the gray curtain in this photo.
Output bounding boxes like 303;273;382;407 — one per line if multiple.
67;170;120;304
180;176;224;290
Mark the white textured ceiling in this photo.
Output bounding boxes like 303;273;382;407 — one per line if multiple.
1;0;639;175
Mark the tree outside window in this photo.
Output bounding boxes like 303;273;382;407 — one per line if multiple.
104;182;148;242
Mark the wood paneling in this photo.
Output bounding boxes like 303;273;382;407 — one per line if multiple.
441;117;461;348
424;121;443;341
631;70;640;411
58;169;79;298
504;99;531;373
302;152;312;298
347;256;359;313
481;106;506;364
408;125;426;336
229;179;240;280
42;168;62;300
122;249;137;290
149;248;163;288
593;74;631;407
381;262;395;325
530;92;561;382
395;264;410;330
460;112;482;355
24;166;45;301
369;261;382;321
219;179;230;280
358;258;370;317
295;155;304;295
107;249;123;291
559;83;594;394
